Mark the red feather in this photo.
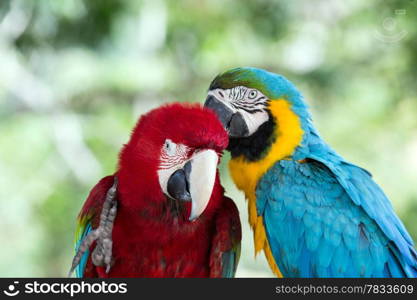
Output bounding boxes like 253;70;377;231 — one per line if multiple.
76;103;241;277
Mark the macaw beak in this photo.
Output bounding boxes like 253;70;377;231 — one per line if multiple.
163;149;218;221
204;95;249;137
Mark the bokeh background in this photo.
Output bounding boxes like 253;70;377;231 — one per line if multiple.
1;0;416;277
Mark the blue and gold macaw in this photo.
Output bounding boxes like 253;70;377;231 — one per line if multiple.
204;67;417;277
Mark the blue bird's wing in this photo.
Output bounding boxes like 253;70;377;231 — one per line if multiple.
72;176;115;277
74;222;92;277
256;158;417;277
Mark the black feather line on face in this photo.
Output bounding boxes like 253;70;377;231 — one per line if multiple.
253;96;266;104
227;111;276;162
236;107;264;114
232;101;267;114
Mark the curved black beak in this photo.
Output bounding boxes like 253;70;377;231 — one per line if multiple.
167;161;191;202
204;96;234;128
204;95;249;137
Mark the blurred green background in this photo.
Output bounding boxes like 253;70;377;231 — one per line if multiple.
1;0;416;277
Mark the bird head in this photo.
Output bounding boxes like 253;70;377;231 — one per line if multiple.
204;67;309;161
118;103;228;221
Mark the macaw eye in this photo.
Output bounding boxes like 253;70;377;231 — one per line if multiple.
248;89;258;99
164;139;177;156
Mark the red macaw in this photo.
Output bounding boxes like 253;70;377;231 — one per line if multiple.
69;103;241;277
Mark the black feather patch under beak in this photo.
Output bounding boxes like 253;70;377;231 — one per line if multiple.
167;161;192;202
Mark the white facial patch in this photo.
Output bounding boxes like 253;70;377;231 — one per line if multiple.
158;139;189;197
239;110;270;136
208;87;270;136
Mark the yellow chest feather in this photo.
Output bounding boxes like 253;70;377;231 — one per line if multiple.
229;99;304;277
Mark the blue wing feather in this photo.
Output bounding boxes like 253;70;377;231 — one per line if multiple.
221;251;237;278
257;149;417;277
75;223;92;278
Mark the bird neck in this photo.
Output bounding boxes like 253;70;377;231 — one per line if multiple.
228;98;304;214
227;99;304;278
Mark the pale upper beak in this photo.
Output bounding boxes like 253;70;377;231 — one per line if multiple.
158;149;219;221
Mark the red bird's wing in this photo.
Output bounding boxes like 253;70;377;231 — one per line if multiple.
209;197;242;278
73;175;115;277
